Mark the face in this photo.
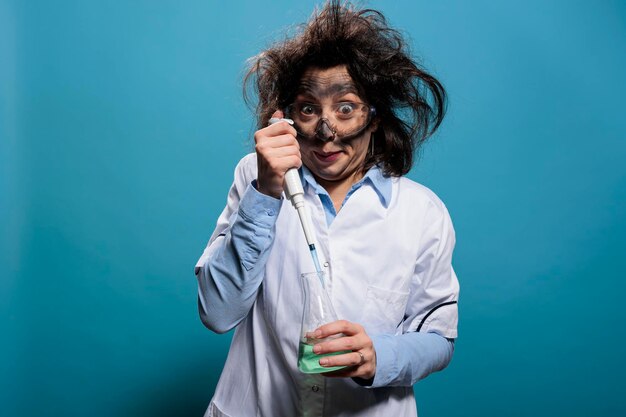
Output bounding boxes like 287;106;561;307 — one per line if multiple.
291;65;377;189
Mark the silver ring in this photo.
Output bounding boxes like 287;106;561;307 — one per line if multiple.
356;351;365;366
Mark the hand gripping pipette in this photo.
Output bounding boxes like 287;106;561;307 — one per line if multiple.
268;117;324;280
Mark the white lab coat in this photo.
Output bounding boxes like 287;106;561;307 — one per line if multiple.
196;153;459;417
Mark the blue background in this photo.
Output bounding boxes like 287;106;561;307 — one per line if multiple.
2;1;625;416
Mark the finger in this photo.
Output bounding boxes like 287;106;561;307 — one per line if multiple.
260;144;300;158
256;141;300;163
320;351;375;379
315;351;357;369
256;123;298;141
268;109;293;128
314;320;361;339
256;133;298;149
262;154;301;172
270;109;284;120
320;351;365;368
313;335;360;355
259;152;302;172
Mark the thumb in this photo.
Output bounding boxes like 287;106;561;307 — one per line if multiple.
268;109;294;128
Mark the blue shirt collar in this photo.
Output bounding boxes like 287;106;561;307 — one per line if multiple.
301;164;392;208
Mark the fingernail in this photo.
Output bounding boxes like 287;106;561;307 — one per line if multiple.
319;358;328;366
313;345;321;354
314;330;322;338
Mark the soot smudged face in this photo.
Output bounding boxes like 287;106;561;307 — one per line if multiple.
293;65;377;190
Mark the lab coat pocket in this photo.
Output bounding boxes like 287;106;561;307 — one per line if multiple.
364;285;410;334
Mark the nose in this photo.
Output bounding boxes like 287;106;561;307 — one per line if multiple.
314;119;336;142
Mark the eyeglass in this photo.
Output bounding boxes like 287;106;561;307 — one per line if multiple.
285;101;376;141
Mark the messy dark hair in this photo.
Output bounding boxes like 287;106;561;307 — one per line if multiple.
243;0;447;176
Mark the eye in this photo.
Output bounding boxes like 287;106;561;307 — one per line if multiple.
336;102;356;116
300;104;317;116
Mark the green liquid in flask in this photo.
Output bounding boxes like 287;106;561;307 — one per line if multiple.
298;342;350;374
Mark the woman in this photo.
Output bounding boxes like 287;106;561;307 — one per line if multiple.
195;2;459;416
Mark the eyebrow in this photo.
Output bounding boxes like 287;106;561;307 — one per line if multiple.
296;78;359;99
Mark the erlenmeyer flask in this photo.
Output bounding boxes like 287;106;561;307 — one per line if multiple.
297;271;350;373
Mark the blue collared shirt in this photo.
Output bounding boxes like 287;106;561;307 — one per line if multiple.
301;164;392;225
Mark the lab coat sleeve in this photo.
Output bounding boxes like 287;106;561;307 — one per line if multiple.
194;155;283;334
360;199;459;387
404;199;459;338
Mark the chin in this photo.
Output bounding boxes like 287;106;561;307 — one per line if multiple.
311;165;348;182
309;166;336;179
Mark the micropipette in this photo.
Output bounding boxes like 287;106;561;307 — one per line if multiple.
268;117;324;283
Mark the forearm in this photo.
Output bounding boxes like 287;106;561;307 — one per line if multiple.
196;183;282;333
365;332;454;388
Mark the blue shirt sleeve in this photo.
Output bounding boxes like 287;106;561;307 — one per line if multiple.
354;332;454;388
196;181;282;333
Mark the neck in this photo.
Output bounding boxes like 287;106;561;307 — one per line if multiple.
315;170;364;213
